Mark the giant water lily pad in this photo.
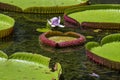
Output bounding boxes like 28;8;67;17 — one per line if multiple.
64;4;120;29
85;33;120;70
0;51;62;80
0;0;88;13
39;31;86;48
0;14;15;38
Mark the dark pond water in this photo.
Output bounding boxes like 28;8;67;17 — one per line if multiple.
0;0;120;80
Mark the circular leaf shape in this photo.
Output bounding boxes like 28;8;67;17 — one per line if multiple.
85;33;120;70
64;4;120;29
39;31;86;48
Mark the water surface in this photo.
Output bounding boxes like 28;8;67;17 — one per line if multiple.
0;0;120;80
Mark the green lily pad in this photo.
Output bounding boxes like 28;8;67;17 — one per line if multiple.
0;51;62;80
0;14;15;38
91;42;120;62
0;0;88;13
85;33;120;70
64;4;120;29
69;9;120;23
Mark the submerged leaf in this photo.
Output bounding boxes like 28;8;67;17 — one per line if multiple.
86;36;94;39
93;29;102;33
36;28;51;32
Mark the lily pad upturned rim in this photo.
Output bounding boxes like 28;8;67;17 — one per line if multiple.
39;31;86;48
85;33;120;70
0;50;62;80
0;14;15;38
0;0;89;13
64;4;120;29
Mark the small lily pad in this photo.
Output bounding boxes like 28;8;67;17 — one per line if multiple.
39;31;86;48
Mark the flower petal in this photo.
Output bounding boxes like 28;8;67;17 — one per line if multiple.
58;16;61;24
47;20;52;25
58;25;64;28
51;25;56;27
51;17;60;26
51;17;58;22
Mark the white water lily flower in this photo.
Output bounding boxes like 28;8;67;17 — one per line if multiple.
47;16;64;28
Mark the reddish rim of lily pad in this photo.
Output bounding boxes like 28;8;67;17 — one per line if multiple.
64;14;80;28
39;31;86;48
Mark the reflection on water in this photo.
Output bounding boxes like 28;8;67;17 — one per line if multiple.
40;41;84;53
0;0;120;80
